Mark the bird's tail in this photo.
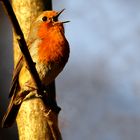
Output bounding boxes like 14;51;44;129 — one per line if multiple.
1;95;20;128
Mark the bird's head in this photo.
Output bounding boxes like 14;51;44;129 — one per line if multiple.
28;9;69;42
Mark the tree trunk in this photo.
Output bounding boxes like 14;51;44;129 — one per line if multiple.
12;0;62;139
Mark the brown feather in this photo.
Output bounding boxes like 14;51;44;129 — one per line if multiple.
9;56;23;97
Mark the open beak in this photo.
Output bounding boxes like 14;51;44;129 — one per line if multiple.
57;9;70;24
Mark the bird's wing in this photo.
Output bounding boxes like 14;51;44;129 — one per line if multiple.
9;56;23;98
8;38;36;98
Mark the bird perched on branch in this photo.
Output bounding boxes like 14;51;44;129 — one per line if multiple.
2;9;70;128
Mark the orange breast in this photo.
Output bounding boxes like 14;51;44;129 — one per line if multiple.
38;35;68;64
38;23;69;64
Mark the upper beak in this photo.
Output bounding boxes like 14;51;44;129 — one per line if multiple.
56;9;65;18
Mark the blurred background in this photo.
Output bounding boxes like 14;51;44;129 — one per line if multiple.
1;0;140;140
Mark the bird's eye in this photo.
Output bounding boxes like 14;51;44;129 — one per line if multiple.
53;16;58;22
42;16;48;21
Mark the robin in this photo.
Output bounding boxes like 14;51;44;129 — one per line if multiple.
2;9;70;128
